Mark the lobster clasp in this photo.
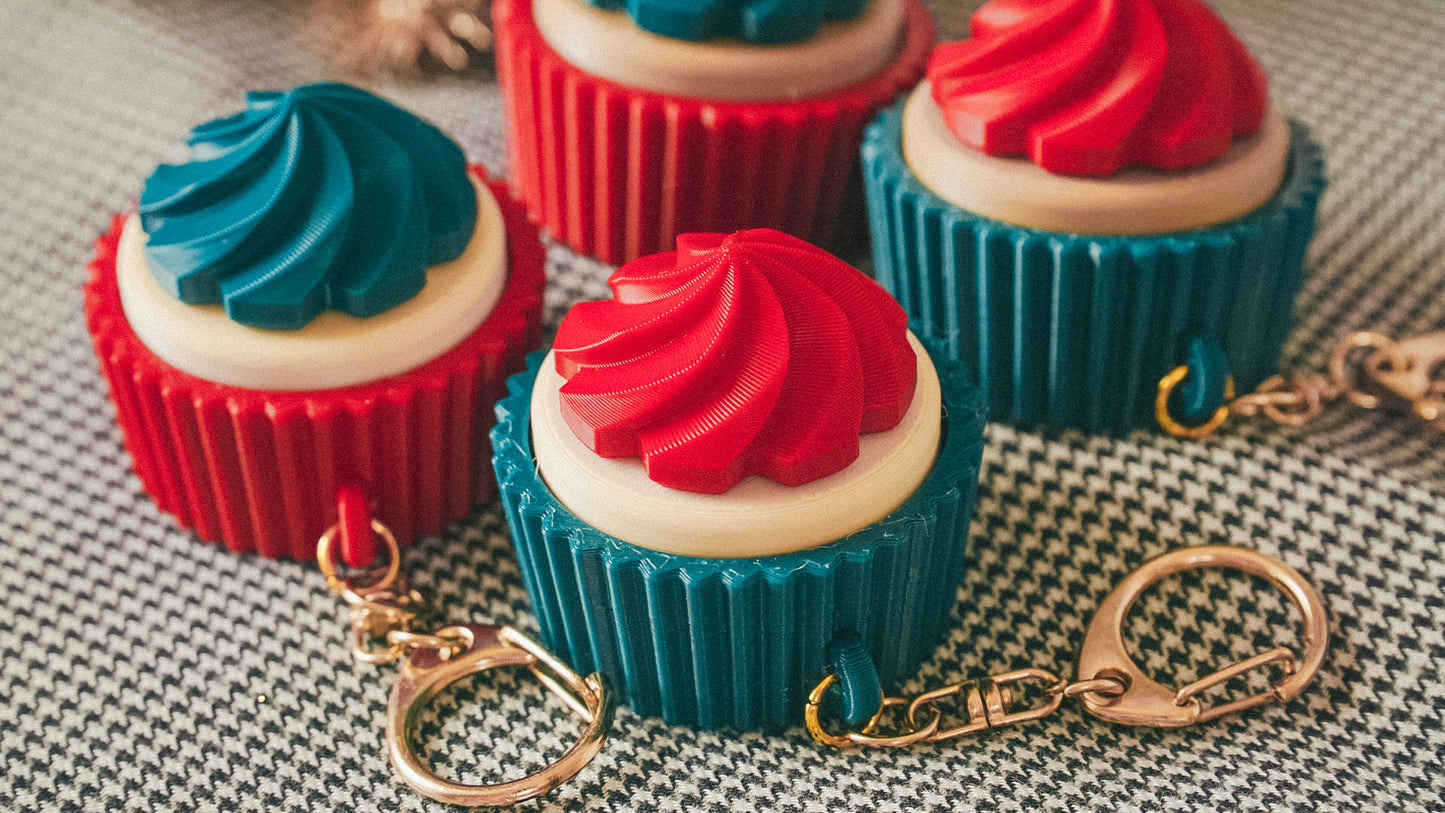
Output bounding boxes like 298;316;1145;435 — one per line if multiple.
1333;330;1445;428
1076;546;1329;728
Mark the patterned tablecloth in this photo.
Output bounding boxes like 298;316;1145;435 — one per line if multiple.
2;1;1442;810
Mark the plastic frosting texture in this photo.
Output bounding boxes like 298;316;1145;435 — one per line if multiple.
138;82;478;330
551;229;916;494
585;0;868;43
928;0;1268;177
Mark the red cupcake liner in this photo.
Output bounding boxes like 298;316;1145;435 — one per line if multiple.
492;0;936;265
83;168;546;562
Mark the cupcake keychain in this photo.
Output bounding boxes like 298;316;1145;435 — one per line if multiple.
84;82;615;804
852;0;1439;437
488;229;1331;764
862;0;1330;433
85;82;547;561
492;228;991;729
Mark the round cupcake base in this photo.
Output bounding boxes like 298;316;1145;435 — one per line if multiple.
491;0;935;265
862;101;1327;433
84;169;546;561
490;337;987;730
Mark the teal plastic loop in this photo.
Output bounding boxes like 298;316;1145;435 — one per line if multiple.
1176;336;1231;425
827;633;883;727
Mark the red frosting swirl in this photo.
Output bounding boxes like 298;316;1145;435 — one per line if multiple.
928;0;1269;176
552;229;916;494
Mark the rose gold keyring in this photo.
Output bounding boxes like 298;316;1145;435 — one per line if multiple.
1076;545;1329;727
316;510;615;806
385;623;615;807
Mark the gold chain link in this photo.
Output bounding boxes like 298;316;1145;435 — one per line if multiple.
809;547;1329;748
806;668;1127;748
346;586;455;664
315;519;457;664
1158;329;1445;437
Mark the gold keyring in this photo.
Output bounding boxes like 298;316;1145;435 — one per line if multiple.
804;673;857;747
804;673;941;748
316;519;402;605
1156;366;1236;438
385;623;615;806
1076;545;1329;727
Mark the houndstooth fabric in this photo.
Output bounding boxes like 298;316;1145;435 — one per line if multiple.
2;0;1443;810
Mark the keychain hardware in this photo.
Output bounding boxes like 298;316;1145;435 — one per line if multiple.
806;545;1328;747
317;517;614;806
1157;330;1445;437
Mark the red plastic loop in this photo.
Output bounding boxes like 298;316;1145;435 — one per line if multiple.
336;483;376;568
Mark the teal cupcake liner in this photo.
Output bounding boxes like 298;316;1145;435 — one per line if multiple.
490;336;987;730
862;100;1327;432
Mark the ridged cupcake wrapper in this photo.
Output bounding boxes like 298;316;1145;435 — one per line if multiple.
492;0;935;265
84;169;546;561
863;102;1327;432
490;337;987;730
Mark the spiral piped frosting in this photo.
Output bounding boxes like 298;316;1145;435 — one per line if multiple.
927;0;1269;177
138;82;477;330
552;229;916;494
585;0;869;43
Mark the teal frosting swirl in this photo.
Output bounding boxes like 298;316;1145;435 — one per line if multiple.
138;82;477;330
587;0;869;43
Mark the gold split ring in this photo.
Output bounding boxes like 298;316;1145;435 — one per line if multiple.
385;623;615;806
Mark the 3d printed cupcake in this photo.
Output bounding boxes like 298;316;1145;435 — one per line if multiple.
863;0;1327;432
492;0;936;264
492;229;988;728
84;83;545;561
